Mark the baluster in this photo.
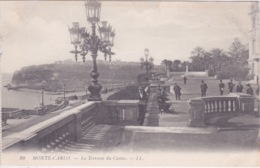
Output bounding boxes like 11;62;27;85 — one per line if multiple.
50;141;56;153
225;100;229;112
235;99;239;112
55;138;60;151
41;141;47;153
58;135;64;149
208;101;212;113
66;132;71;141
216;100;220;112
205;103;208;113
46;144;52;152
209;101;212;113
230;100;234;112
81;118;85;131
213;101;216;112
221;100;224;112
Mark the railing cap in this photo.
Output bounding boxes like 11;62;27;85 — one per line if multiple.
117;100;140;104
150;83;158;87
228;93;255;98
188;98;205;103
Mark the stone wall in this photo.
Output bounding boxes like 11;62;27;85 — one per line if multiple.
3;100;140;152
188;93;257;127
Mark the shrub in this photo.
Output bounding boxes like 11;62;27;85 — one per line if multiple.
217;65;249;80
208;69;216;77
107;85;140;100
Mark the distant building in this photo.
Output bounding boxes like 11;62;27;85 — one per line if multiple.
248;2;260;83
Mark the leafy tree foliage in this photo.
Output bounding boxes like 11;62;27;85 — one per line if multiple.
161;59;172;71
187;38;249;78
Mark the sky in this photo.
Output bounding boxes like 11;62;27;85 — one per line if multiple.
1;1;251;73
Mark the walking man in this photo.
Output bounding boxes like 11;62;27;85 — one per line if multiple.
246;84;254;95
200;80;208;97
219;80;225;96
236;82;243;93
138;86;148;125
256;85;259;96
183;76;187;85
173;83;181;100
228;79;235;93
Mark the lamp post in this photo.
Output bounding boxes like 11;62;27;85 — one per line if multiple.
69;0;116;101
98;21;116;62
41;86;44;106
63;83;66;101
140;48;154;80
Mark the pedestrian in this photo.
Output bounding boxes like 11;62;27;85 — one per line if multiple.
157;85;162;94
256;85;259;96
228;79;235;93
183;75;187;85
200;80;208;97
246;84;254;95
74;95;78;100
257;75;259;85
236;82;243;93
219;80;225;96
157;88;169;114
173;83;181;100
138;86;147;125
144;85;150;96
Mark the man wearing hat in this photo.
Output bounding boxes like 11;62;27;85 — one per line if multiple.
236;82;244;93
246;84;254;95
138;86;148;125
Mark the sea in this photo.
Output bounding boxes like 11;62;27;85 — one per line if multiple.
1;73;86;110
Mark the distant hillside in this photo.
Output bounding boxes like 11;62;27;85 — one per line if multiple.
9;61;143;92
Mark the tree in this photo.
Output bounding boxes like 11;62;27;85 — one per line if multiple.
190;47;206;71
209;48;230;73
228;38;248;66
181;61;190;71
172;60;182;71
161;59;172;71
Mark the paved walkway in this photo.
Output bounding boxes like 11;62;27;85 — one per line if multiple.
72;75;260;153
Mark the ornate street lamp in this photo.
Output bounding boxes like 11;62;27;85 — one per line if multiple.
98;21;116;61
63;83;66;101
144;48;149;57
68;0;116;101
140;48;154;80
41;86;44;106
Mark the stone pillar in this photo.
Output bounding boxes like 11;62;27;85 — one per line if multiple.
186;65;189;73
167;68;169;78
73;113;82;142
238;95;255;113
256;96;260;117
187;99;206;127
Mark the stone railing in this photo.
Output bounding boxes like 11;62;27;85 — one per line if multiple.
188;93;256;127
2;109;24;119
48;100;69;113
3;100;140;152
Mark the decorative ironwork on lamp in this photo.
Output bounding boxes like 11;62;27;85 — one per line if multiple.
140;48;154;80
68;0;116;101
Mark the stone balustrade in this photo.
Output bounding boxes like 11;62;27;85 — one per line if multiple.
188;93;257;127
3;100;140;152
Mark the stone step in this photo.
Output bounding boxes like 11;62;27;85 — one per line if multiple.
125;126;217;134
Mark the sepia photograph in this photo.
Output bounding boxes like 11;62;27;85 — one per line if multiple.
1;0;260;166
